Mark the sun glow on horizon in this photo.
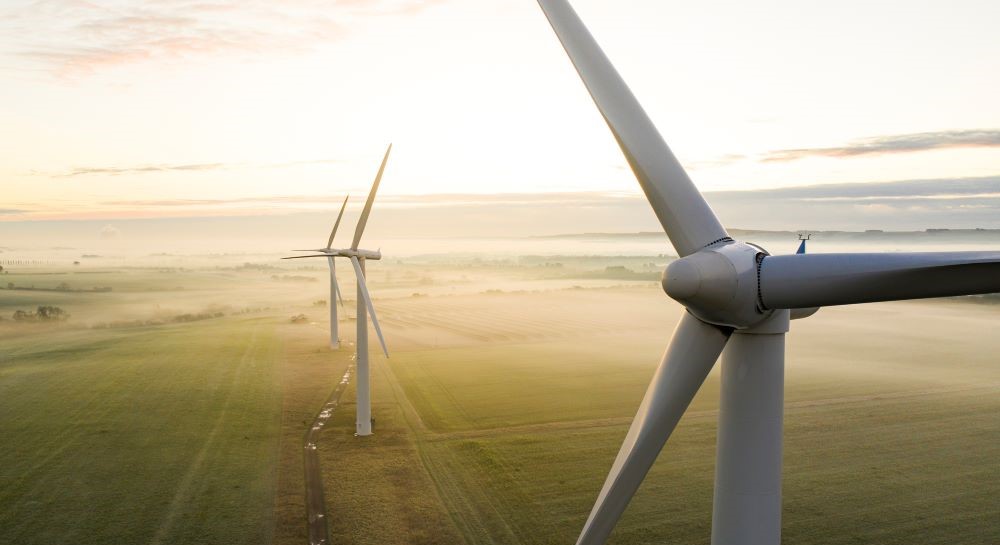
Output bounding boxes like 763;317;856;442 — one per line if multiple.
2;0;999;224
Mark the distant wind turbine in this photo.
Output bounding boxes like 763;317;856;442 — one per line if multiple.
536;2;1000;544
285;144;392;436
293;194;350;348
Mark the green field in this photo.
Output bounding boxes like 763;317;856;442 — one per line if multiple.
0;265;350;545
331;290;1000;545
0;317;284;544
1;261;998;545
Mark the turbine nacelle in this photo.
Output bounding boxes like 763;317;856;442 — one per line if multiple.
661;240;771;329
286;248;383;261
342;248;382;260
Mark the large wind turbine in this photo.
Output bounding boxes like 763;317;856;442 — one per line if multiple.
286;145;392;436
535;2;1000;544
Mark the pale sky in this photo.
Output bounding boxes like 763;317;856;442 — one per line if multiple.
2;0;999;223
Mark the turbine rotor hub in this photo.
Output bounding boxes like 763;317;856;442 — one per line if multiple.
661;241;772;329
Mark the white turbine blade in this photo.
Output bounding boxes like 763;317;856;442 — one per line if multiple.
350;256;389;358
333;274;345;307
282;254;331;260
577;313;731;545
536;0;728;257
328;257;344;307
351;145;392;251
326;194;350;249
760;251;1000;309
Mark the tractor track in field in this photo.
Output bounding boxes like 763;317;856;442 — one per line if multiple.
303;364;354;545
376;356;519;544
423;382;1000;443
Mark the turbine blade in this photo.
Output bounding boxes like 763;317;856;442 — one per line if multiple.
350;256;389;358
327;194;350;249
536;0;728;257
576;313;731;545
282;255;332;260
328;257;344;307
352;145;392;250
760;251;1000;309
334;274;345;307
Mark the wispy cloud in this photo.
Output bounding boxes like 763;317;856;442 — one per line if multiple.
5;176;1000;233
763;129;1000;162
0;0;450;76
100;191;637;209
50;157;341;177
63;162;225;177
92;176;1000;225
704;176;1000;230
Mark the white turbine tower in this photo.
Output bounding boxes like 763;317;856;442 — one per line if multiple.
286;145;392;436
535;2;1000;544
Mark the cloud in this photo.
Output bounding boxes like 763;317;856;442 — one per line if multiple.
763;129;1000;162
101;191;639;209
99;224;120;238
704;175;1000;230
53;157;340;177
713;176;1000;201
0;0;450;76
63;162;225;177
0;209;26;215
7;175;1000;233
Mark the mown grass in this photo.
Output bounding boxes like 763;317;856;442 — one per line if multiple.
0;316;285;545
319;355;465;545
381;297;1000;545
415;388;999;545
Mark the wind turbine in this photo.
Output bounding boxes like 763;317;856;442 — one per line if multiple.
294;194;350;348
535;2;1000;544
285;144;392;436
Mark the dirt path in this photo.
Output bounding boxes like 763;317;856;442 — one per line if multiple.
303;364;354;545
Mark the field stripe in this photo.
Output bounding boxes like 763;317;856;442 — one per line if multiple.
148;327;260;545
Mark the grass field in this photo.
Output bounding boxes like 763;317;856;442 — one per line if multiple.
0;264;350;545
347;289;1000;545
0;317;284;544
1;259;997;545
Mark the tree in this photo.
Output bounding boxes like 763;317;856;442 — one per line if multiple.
37;306;68;320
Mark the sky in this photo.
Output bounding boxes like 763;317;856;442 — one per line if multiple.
1;0;999;234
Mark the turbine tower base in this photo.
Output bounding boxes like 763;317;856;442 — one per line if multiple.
712;311;788;545
355;258;372;437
